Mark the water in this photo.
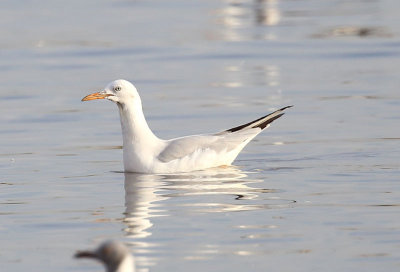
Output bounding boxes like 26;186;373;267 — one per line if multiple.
1;0;400;271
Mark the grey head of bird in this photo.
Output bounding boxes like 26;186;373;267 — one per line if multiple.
75;240;135;272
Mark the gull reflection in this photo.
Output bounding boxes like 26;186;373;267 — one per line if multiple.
213;64;283;107
123;173;168;270
122;167;287;269
160;167;269;213
124;173;167;240
254;0;281;26
218;0;281;41
124;167;270;233
123;168;263;240
163;174;282;213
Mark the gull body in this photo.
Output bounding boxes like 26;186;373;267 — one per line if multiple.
75;241;135;272
82;79;291;174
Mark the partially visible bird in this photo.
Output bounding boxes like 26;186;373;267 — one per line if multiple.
82;79;292;173
75;241;135;272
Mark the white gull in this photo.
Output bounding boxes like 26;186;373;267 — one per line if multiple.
82;79;291;174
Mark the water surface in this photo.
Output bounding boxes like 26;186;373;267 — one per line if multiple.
1;1;400;271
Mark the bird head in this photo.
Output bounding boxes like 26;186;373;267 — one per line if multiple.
82;79;139;104
75;240;133;272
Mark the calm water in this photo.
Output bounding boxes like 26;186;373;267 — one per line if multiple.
1;0;400;271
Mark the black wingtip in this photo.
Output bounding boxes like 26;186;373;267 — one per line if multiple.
280;105;294;111
255;105;293;129
257;112;284;129
224;105;292;133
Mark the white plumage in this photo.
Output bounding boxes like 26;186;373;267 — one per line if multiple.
82;79;291;174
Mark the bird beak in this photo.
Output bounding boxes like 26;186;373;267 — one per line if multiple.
74;250;97;259
81;92;113;101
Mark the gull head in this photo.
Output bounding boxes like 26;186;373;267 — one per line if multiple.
82;79;139;104
75;240;135;272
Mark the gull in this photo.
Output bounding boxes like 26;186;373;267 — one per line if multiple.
82;79;291;173
75;241;135;272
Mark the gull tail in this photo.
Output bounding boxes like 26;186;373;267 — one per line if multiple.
220;105;293;134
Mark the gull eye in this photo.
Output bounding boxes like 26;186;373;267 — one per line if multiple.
114;86;121;92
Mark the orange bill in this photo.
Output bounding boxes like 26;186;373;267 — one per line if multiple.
81;92;111;101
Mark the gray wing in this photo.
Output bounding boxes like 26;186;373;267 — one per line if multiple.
157;131;258;163
158;106;292;163
158;135;220;163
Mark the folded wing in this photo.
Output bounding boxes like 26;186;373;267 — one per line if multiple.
157;106;292;163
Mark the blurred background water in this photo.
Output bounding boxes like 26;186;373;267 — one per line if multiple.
1;0;400;271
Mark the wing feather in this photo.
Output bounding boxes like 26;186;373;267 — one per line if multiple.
157;106;292;163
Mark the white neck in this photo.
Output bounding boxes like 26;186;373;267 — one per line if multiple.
117;100;163;172
118;100;159;142
114;255;135;272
